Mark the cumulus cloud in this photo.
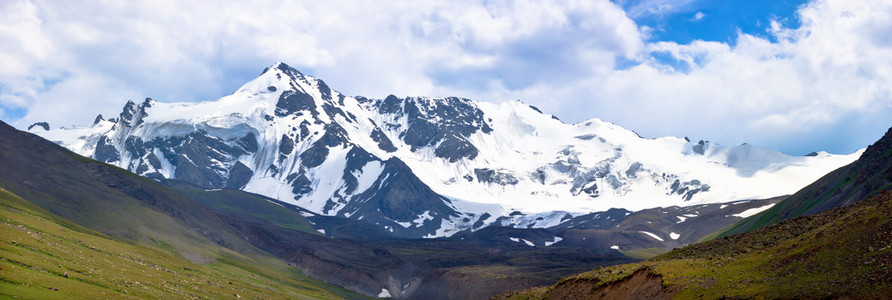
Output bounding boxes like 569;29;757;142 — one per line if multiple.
0;0;889;155
584;0;892;154
692;11;705;21
0;0;642;124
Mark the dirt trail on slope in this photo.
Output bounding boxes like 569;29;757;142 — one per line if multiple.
548;268;673;300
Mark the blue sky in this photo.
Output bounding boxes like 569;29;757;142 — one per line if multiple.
1;0;890;155
617;0;807;44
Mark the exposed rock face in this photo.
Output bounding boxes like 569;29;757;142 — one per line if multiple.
339;157;460;238
94;136;120;163
27;122;49;131
370;127;397;152
275;89;316;117
376;95;492;162
475;168;519;185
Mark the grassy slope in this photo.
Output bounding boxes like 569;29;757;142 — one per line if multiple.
0;186;362;299
166;182;320;236
497;191;892;299
0;122;255;263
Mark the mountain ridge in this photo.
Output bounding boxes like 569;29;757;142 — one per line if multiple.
31;62;862;239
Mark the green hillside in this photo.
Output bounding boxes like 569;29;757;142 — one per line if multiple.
0;121;258;262
163;180;320;236
0;186;359;299
495;191;892;299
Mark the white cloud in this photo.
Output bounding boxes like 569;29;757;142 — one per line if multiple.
623;0;703;19
0;1;50;78
692;11;705;21
0;0;889;155
584;0;892;154
0;0;642;126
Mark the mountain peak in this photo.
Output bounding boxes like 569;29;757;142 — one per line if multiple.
27;121;49;131
269;62;305;79
273;61;294;70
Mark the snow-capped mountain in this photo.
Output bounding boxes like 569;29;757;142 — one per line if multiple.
33;62;861;238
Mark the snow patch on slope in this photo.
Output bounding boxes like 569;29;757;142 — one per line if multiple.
732;203;776;218
378;288;391;298
639;231;664;242
545;236;563;247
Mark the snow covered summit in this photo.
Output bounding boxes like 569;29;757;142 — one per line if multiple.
33;62;861;238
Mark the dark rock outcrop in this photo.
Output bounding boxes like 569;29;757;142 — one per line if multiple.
27;122;50;131
338;157;460;238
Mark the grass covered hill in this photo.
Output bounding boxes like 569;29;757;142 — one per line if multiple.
0;186;359;299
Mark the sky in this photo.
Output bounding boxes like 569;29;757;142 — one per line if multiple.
1;0;890;155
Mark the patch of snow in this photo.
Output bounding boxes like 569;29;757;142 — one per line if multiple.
676;216;687;223
497;211;574;229
639;231;664;242
316;229;325;235
611;245;620;250
509;237;520;243
669;232;680;240
544;236;563;247
354;161;385;194
521;238;535;247
412;211;434;227
719;204;728;209
395;220;413;228
732;203;776;218
421;214;469;238
378;288;391;298
264;199;286;208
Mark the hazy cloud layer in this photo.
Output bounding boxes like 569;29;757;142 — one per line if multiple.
0;0;889;154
